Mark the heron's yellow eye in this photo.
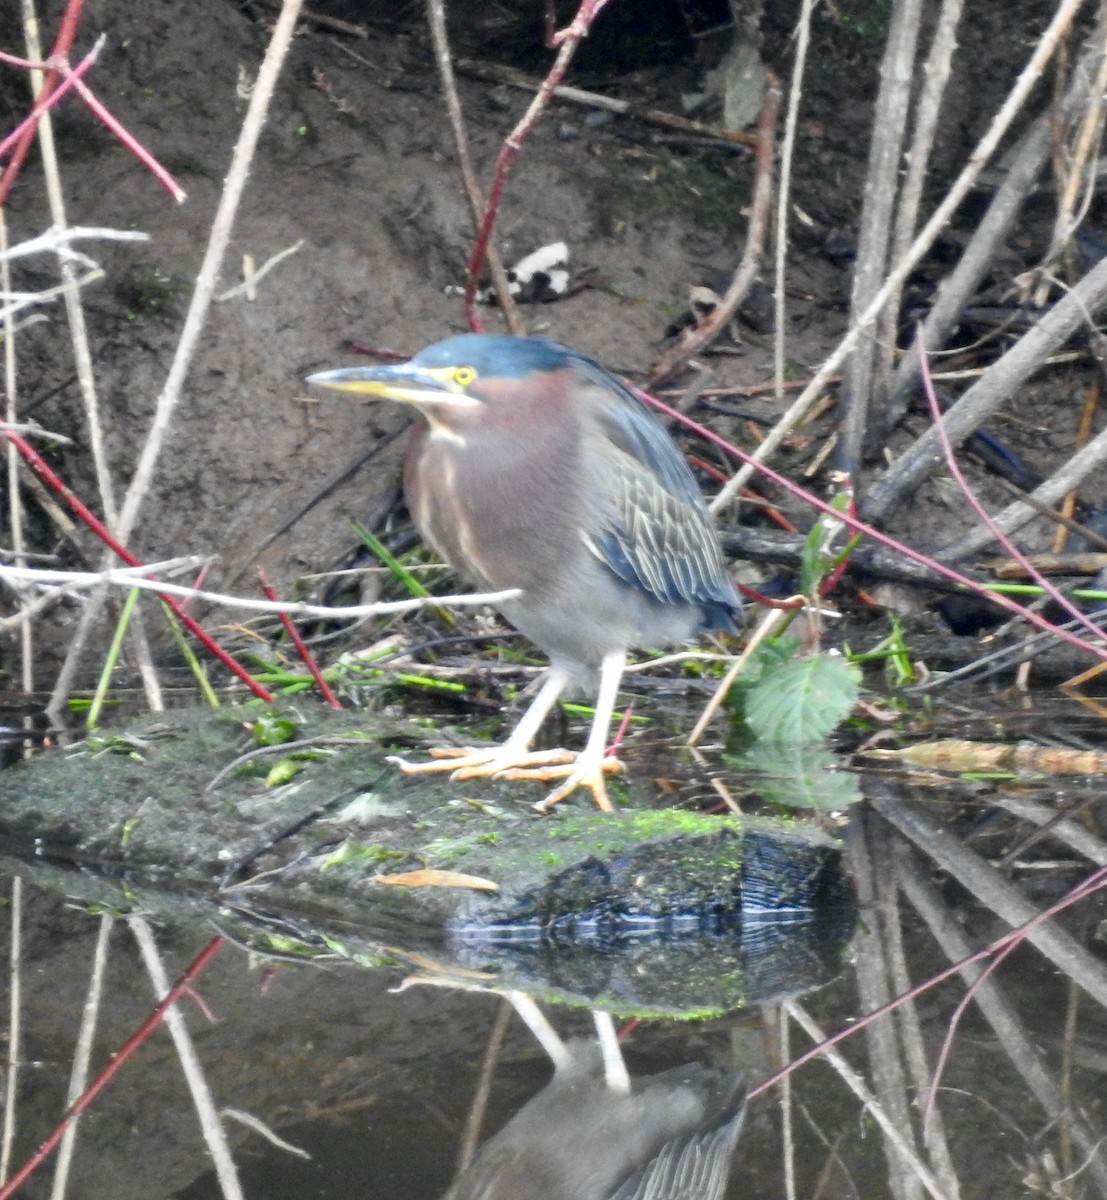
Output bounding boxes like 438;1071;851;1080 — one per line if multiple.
453;365;477;388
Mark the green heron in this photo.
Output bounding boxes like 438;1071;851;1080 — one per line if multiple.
308;334;740;810
444;1003;747;1200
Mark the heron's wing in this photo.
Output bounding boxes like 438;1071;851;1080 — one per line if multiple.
607;1106;746;1200
583;399;740;627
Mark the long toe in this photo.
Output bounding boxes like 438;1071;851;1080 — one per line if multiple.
453;747;578;780
387;748;504;775
529;756;624;813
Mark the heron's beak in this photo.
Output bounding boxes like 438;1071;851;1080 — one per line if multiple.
306;364;480;409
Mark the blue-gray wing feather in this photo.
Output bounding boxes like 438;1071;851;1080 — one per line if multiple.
570;356;740;632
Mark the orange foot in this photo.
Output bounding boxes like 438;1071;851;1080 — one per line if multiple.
387;746;622;812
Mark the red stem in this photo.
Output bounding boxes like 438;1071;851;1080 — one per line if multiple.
1;425;273;701
0;935;225;1200
0;0;86;208
636;388;1107;662
65;73;186;202
462;0;613;328
917;335;1106;641
257;568;342;709
750;864;1107;1102
0;37;102;164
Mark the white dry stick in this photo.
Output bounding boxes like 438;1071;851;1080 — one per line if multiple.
116;0;305;542
2;210;34;695
20;15;117;525
221;1109;310;1159
1;268;104;324
49;915;115;1200
215;239;305;302
783;1001;955;1200
0;878;23;1186
0;563;521;620
773;0;814;401
48;0;306;715
711;0;1086;513
0;226;150;263
129;917;244;1200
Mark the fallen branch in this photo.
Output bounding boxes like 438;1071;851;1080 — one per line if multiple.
455;58;760;149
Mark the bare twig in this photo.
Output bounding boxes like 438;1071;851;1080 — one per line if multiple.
0;226;149;263
711;0;1086;513
647;73;780;386
875;0;966;408
836;0;926;481
129;921;243;1200
942;416;1107;560
772;0;815;402
20;16;117;526
782;1000;954;1200
918;338;1107;641
462;0;613;329
0;879;22;1187
426;2;523;331
455;58;760;149
0;562;521;620
48;915;114;1200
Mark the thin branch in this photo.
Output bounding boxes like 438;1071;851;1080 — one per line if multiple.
866;253;1107;526
0;562;521;620
20;15;116;526
129;920;243;1200
875;0;966;412
836;0;925;480
0;936;225;1200
0;226;149;263
48;915;114;1200
711;0;1086;511
773;0;815;402
461;0;614;328
426;0;523;331
0;879;22;1186
647;73;780;385
919;338;1107;644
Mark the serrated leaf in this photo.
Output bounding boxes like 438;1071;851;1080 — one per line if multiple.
728;741;862;810
744;653;860;743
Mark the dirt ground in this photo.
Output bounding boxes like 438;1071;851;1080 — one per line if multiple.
2;0;1100;684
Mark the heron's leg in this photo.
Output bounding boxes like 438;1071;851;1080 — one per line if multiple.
507;991;572;1072
388;667;577;775
508;650;625;812
591;1009;631;1096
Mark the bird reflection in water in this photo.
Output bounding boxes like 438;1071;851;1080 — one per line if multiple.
443;995;747;1200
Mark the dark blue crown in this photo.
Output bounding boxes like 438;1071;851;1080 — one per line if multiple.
412;334;574;378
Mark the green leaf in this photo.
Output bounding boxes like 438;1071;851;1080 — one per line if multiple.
265;758;303;788
744;653;860;743
252;713;299;746
726;741;862;810
798;490;853;595
725;636;799;717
